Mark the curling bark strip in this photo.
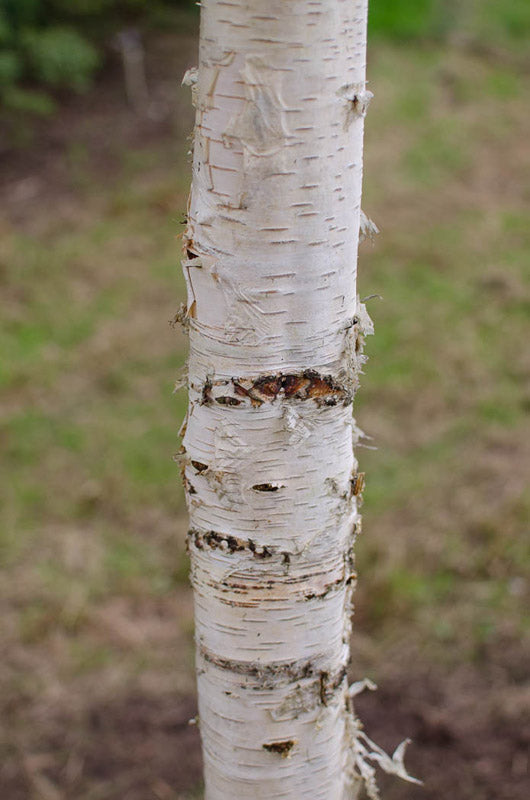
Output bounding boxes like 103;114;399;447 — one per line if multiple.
182;1;371;797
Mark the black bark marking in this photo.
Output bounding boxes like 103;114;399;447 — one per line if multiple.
188;528;273;558
215;396;242;406
319;666;347;706
263;740;296;758
304;575;345;601
201;377;213;405
251;483;283;492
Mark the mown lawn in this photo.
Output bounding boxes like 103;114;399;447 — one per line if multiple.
0;24;528;800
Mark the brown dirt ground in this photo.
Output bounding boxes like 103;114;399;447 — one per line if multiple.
354;662;530;799
2;662;528;799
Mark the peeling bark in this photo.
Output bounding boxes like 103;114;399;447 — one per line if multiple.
178;1;410;798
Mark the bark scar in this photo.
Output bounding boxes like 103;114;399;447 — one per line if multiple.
201;370;352;407
188;528;273;559
337;83;373;129
262;739;297;758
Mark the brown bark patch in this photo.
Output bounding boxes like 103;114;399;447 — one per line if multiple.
205;370;352;407
351;472;366;496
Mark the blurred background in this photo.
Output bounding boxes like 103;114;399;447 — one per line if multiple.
0;1;529;798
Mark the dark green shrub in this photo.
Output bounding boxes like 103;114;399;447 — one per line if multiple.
0;0;193;115
0;49;21;86
22;26;100;91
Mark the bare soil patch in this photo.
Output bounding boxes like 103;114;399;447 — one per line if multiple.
2;692;202;799
2;658;528;799
355;660;530;799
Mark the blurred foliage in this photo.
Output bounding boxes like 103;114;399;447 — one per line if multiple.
0;0;192;115
369;0;530;52
0;0;529;118
22;26;100;91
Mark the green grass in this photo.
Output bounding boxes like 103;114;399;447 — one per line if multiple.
0;136;191;668
1;38;528;664
351;41;530;664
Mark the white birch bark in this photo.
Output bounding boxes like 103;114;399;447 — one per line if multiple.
181;2;374;798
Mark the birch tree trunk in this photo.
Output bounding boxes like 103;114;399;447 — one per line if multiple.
181;2;372;797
